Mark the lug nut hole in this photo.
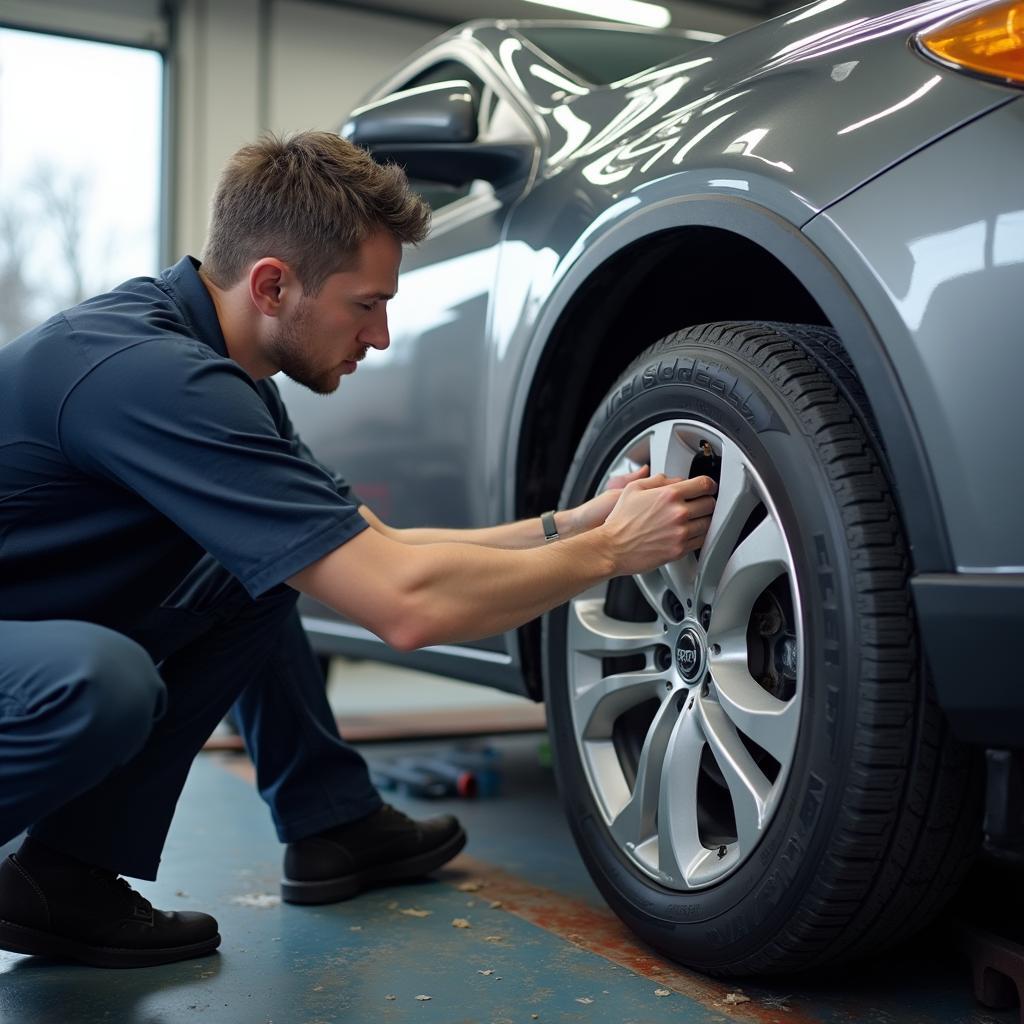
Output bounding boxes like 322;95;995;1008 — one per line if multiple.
663;592;685;622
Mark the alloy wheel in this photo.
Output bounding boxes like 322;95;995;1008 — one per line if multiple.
567;419;803;890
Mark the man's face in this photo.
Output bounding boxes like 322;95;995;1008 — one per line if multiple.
268;230;401;395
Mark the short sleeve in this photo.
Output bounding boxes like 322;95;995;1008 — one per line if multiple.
257;379;367;509
59;340;367;597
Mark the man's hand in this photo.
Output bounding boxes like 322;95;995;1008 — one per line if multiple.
598;473;717;576
566;464;651;536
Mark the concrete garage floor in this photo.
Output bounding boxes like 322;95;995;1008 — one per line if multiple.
0;665;1019;1024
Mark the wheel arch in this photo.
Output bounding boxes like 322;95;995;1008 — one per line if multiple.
510;197;953;696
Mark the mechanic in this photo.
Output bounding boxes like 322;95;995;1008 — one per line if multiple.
0;131;717;969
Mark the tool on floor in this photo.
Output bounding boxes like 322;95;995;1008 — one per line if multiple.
398;757;477;797
370;745;503;800
432;744;502;797
370;763;451;799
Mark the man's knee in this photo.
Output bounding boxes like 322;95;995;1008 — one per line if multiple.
55;624;166;760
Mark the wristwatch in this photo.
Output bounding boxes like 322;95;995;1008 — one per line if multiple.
541;509;559;542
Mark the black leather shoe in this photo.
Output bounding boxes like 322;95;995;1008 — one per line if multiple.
0;837;220;968
281;803;466;904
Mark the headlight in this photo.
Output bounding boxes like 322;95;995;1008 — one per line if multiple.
917;1;1024;86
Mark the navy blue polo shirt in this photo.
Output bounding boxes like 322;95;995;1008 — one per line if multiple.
0;256;367;629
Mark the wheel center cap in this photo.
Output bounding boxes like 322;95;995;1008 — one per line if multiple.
675;626;706;683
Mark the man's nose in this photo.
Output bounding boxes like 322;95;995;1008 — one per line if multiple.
361;310;390;350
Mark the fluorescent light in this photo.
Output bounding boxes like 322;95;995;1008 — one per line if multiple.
524;0;671;30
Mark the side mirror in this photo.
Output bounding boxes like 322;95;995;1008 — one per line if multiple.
342;79;531;188
343;80;480;147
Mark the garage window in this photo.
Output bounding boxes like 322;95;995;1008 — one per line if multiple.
0;27;163;345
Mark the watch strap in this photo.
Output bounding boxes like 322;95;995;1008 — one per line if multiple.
541;509;559;542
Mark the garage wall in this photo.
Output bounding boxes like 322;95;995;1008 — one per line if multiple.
0;0;166;48
172;0;439;260
268;2;438;137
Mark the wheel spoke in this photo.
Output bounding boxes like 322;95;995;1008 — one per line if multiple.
574;670;666;739
633;570;668;619
697;694;772;856
709;643;799;763
609;695;679;849
655;707;706;887
709;516;788;636
659;557;697;610
695;437;760;607
569;597;663;656
644;421;696;479
635;554;696;617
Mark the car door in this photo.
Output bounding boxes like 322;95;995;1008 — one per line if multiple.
279;55;537;659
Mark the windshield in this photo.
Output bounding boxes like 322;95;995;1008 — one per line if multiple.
517;26;717;86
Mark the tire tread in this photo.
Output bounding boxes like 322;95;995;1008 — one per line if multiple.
573;320;980;976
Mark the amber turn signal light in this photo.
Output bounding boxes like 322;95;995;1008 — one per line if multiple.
918;1;1024;85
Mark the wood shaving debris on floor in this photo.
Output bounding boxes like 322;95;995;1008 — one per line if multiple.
723;992;751;1005
349;926;362;931
654;989;671;997
385;995;396;1001
567;933;583;942
415;995;432;1001
483;935;504;942
230;893;281;908
489;901;503;909
531;1016;539;1020
575;997;594;1005
452;918;471;929
400;908;432;917
478;969;495;976
312;985;324;992
457;880;485;892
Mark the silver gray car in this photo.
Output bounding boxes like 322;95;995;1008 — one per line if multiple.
279;0;1024;975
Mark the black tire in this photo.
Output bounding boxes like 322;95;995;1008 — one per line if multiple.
542;321;982;976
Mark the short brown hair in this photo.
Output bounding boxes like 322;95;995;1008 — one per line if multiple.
201;130;430;294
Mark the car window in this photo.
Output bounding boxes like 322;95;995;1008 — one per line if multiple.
517;26;712;85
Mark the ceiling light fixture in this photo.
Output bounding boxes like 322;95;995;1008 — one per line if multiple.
523;0;672;30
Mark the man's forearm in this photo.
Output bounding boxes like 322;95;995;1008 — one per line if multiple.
359;505;576;549
290;525;616;651
391;530;616;646
291;475;716;651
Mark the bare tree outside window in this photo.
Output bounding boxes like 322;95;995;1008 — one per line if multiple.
0;203;38;341
0;29;162;347
33;163;93;308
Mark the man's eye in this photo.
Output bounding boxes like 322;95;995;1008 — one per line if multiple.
359;302;376;312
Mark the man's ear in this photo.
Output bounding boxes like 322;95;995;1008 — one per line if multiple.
248;258;294;318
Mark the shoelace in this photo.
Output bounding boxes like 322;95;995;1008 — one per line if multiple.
91;869;153;914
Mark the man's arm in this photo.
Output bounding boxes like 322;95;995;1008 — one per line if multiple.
288;474;716;651
357;466;651;549
358;505;576;549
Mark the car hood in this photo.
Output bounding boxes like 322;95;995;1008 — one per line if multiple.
490;0;1014;217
